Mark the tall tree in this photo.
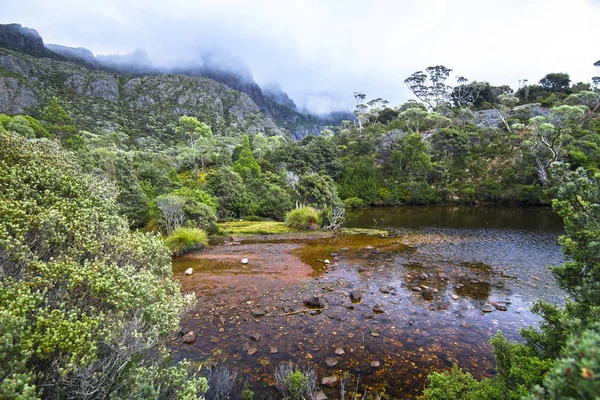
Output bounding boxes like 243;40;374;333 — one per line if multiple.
404;65;453;110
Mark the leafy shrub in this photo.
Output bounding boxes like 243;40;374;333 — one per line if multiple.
285;207;321;230
0;131;206;399
183;201;218;233
423;364;504;400
344;196;365;208
164;227;208;256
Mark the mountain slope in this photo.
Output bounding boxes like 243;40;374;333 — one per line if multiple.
0;46;283;143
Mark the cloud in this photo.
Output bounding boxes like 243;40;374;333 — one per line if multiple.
1;0;598;113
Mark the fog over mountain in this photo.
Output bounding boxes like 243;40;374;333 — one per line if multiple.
1;0;599;113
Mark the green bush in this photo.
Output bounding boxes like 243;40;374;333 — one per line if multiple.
344;196;365;208
423;364;504;400
164;227;208;256
183;201;218;233
285;207;321;230
0;131;206;399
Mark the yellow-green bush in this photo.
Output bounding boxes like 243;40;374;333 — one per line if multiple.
164;227;208;256
285;207;321;230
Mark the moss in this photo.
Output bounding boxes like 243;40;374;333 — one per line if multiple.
339;227;389;236
217;220;293;235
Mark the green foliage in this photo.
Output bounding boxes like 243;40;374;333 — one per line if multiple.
256;183;293;220
527;323;600;399
206;166;250;218
6;115;34;138
285;207;321;230
0;131;206;399
233;135;262;181
183;201;218;233
40;96;82;150
423;364;504;400
344;196;365;208
296;173;343;209
164;227;208;256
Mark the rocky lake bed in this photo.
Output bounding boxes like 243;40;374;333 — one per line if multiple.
170;206;566;399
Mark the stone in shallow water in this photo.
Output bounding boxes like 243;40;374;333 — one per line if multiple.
182;331;196;344
334;347;345;355
247;347;258;356
270;347;278;354
314;391;328;400
419;272;429;280
322;376;338;388
495;304;508;311
250;332;262;342
373;304;384;313
241;258;248;264
349;290;362;302
184;268;193;275
481;304;494;313
411;286;422;292
370;360;381;368
325;357;338;367
451;294;459;300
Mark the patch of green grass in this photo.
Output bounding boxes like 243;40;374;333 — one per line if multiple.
164;227;208;256
285;207;321;230
218;220;293;235
339;227;389;236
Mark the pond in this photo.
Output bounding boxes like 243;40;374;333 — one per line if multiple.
170;205;566;399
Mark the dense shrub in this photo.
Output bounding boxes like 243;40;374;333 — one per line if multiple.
0;131;207;399
344;196;365;208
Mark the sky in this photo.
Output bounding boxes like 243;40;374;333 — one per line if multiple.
1;0;599;113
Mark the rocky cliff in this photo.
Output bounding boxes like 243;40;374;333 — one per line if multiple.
0;47;282;141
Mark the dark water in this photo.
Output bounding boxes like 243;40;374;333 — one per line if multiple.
171;205;566;399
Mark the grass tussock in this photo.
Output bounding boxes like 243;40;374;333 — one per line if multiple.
218;220;292;235
164;227;208;256
285;207;322;230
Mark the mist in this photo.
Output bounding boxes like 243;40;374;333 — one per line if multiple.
1;0;599;113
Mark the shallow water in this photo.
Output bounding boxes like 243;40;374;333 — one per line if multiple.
170;205;565;399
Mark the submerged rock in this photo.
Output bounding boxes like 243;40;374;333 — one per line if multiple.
304;295;327;308
495;304;508;311
481;304;494;313
241;258;249;264
325;357;338;367
349;290;362;302
184;268;193;275
321;376;338;388
370;360;381;368
334;347;345;355
247;347;258;356
373;303;385;313
314;391;328;400
182;331;196;344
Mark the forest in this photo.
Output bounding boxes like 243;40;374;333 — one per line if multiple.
1;26;600;399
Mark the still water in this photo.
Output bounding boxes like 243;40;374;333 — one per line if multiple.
171;205;565;399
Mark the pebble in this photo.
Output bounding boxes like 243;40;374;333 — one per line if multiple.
495;304;508;311
270;347;279;354
419;272;428;280
370;360;381;368
451;294;459;300
250;333;262;342
247;348;258;355
334;347;345;355
184;268;193;275
373;304;385;313
241;258;249;264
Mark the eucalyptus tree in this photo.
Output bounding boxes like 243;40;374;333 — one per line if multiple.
404;65;453;110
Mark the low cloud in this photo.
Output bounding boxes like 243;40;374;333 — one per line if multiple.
2;0;599;113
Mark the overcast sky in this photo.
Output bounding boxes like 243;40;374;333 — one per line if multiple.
1;0;598;113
